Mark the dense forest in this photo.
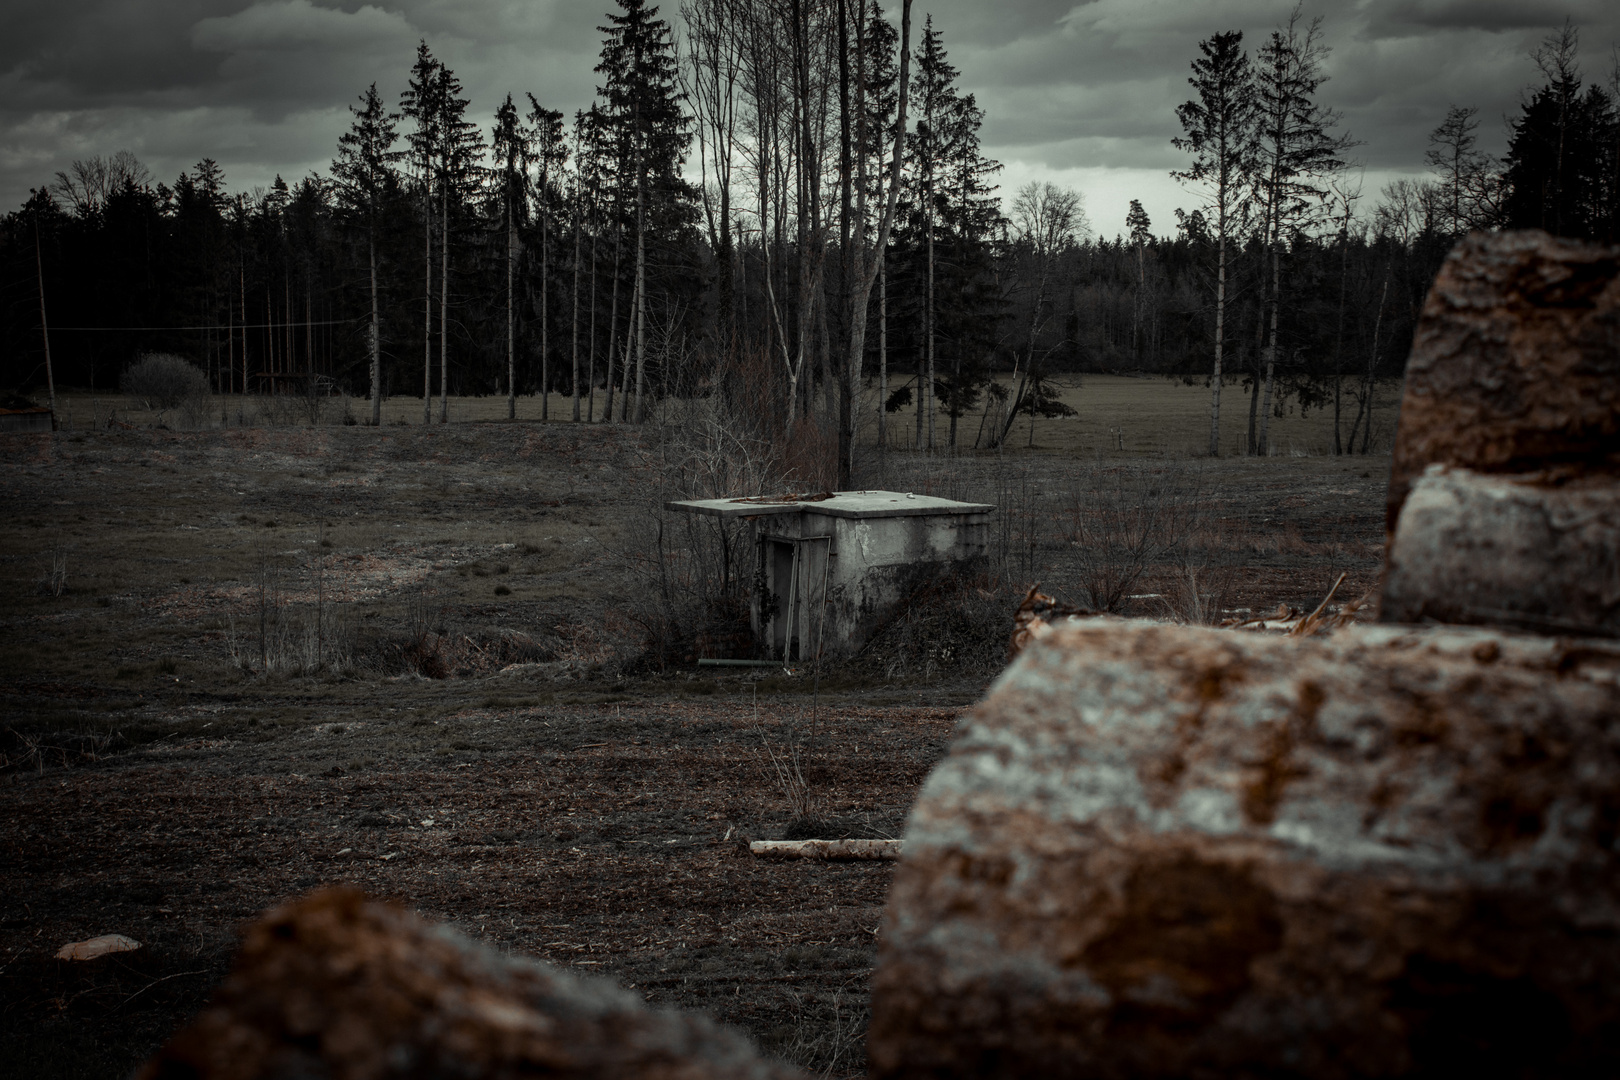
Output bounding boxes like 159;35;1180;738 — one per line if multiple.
3;3;1618;471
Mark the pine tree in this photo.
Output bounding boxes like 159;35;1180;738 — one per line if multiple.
1249;7;1353;456
526;97;567;418
856;0;901;461
491;95;531;420
332;83;401;425
1126;199;1152;363
400;42;443;423
1503;23;1619;240
935;85;1003;449
905;16;957;450
595;0;694;424
1173;29;1257;457
430;60;484;422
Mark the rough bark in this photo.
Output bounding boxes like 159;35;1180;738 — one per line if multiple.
750;839;901;860
869;619;1620;1079
1386;230;1620;532
139;889;801;1080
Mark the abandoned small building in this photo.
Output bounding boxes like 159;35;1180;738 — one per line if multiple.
667;491;995;661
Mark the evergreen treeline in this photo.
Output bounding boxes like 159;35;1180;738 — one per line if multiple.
3;3;1616;467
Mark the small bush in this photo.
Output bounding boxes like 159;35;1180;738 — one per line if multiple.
121;354;210;413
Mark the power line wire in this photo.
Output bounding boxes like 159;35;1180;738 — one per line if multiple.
46;318;361;332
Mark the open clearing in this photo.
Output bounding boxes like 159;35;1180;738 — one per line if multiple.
0;391;1393;1078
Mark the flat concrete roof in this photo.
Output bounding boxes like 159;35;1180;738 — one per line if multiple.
667;490;995;520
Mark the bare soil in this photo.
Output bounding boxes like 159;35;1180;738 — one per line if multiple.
0;414;1390;1078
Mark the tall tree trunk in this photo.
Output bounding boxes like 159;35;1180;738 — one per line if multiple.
587;200;600;422
844;0;912;486
540;177;550;421
835;0;854;477
1246;286;1263;454
439;182;449;423
949;351;959;448
507;192;516;420
571;175;583;422
1257;244;1280;456
1208;231;1225;456
632;125;647;425
423;192;432;424
877;260;887;452
32;216;54;414
1331;229;1350;454
1361;267;1390;454
240;263;248;397
914;323;924;449
604;223;622;424
1134;240;1144;361
286;274;294;382
369;238;381;424
632;213;647;424
925;196;936;451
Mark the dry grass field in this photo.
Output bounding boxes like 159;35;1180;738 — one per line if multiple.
58;372;1403;460
1;380;1396;1078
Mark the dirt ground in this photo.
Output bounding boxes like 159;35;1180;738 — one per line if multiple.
0;412;1391;1078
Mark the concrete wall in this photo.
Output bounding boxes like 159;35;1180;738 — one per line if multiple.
751;510;990;660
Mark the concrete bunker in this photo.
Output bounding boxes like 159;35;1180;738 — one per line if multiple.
667;491;995;661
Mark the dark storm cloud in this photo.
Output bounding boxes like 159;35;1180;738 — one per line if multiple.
2;0;1618;225
907;0;1620;229
0;0;601;205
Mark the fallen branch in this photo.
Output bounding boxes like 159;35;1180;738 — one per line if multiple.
749;839;902;861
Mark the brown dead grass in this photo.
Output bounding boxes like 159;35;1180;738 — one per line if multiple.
0;402;1392;1078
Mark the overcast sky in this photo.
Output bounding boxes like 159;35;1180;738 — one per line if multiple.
4;0;1618;235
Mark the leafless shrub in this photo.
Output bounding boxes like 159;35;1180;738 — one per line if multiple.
1057;461;1209;611
616;391;803;669
766;987;865;1078
227;547;354;678
35;545;67;597
121;353;210;425
1;726;120;775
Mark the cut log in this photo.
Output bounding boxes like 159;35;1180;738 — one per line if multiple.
868;619;1620;1079
138;888;801;1080
750;839;901;861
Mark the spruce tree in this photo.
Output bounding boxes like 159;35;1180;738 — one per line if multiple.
430;60;484;422
1503;23;1618;240
1172;29;1257;457
332;83;401;425
1249;9;1353;456
491;95;531;420
595;0;694;423
400;42;443;423
526;97;567;417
